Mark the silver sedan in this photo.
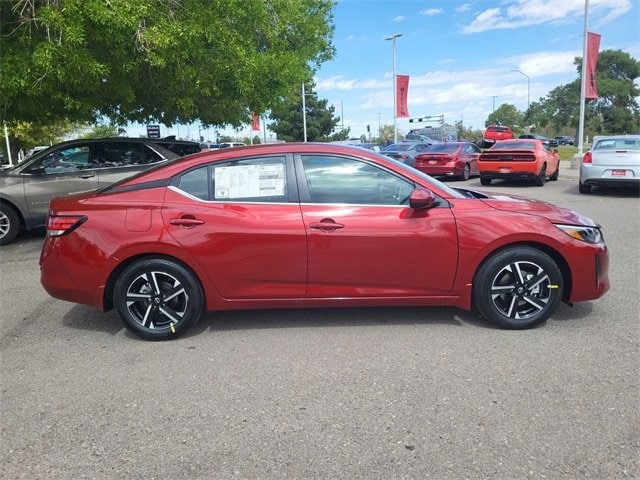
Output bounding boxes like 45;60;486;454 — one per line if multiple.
579;134;640;193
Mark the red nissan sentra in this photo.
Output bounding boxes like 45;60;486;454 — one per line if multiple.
40;143;609;340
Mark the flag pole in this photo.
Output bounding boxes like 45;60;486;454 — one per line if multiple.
576;0;589;160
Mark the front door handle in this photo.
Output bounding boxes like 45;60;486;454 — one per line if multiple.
309;219;345;232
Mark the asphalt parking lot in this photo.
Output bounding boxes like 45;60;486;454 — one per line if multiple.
1;163;638;479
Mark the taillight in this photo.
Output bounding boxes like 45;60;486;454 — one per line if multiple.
46;215;87;236
583;151;592;164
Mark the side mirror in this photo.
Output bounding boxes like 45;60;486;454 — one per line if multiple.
409;187;436;209
553;148;559;154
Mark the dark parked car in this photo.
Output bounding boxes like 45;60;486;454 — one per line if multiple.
554;135;574;146
0;137;180;245
519;134;559;147
154;137;201;156
40;143;609;340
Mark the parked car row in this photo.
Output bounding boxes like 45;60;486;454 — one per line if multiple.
0;137;200;245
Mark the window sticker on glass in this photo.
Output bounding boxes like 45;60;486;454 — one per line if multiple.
215;163;285;199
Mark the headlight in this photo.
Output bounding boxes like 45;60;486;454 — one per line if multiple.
555;224;603;244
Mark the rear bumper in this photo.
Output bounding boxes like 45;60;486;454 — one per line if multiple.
580;164;640;187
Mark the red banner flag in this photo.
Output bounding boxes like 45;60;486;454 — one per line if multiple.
585;32;601;100
251;113;261;131
396;75;410;118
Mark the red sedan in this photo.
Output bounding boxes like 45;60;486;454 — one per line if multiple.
40;143;609;340
413;142;481;180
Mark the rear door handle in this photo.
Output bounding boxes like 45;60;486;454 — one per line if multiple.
170;218;205;227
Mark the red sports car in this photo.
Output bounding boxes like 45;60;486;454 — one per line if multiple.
413;142;481;180
478;139;560;186
40;143;609;340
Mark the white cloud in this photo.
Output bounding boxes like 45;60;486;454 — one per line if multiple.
420;8;444;16
461;0;632;33
455;3;472;13
393;15;405;23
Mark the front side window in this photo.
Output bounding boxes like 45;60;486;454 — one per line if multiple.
301;155;414;205
26;145;91;174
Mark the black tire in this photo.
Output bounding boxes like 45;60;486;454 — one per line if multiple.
534;165;547;186
460;163;471;181
549;163;559;181
114;258;204;340
480;176;492;186
0;203;20;246
578;181;591;194
473;247;563;329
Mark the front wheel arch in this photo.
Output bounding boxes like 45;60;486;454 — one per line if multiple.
471;243;572;327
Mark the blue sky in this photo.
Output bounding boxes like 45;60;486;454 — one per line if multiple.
314;0;639;138
129;0;639;141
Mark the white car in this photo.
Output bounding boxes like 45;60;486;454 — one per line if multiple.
579;134;640;193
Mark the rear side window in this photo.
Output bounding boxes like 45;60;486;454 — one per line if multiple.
98;142;164;167
176;156;288;202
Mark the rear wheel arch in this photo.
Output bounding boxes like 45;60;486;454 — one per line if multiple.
104;253;207;312
0;200;25;245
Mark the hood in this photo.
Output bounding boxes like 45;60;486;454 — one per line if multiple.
454;187;598;227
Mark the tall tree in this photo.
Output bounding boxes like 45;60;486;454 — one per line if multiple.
486;104;525;134
526;50;639;136
268;82;348;142
0;0;336;128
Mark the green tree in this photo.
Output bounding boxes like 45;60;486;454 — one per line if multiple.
486;104;525;134
0;0;335;129
525;50;639;137
455;121;483;143
376;124;398;144
268;82;348;142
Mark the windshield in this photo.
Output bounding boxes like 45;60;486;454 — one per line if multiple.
425;143;459;153
385;143;412;151
371;151;466;199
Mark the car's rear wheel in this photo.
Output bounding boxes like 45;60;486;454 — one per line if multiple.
480;176;492;186
114;258;204;340
0;204;20;246
460;163;471;181
473;247;563;329
534;165;547;186
549;163;559;181
578;181;591;194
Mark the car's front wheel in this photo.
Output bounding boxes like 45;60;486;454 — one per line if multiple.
114;258;204;340
473;247;563;329
0;203;20;246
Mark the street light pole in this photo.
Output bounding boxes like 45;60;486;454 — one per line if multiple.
491;95;498;112
302;83;307;142
385;33;402;143
511;69;530;110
